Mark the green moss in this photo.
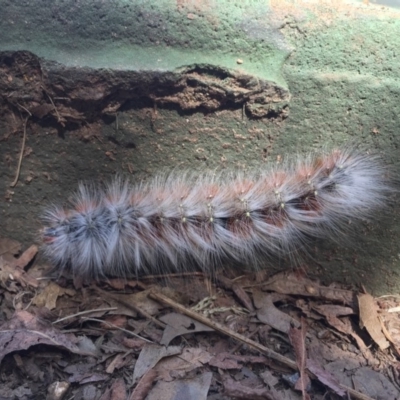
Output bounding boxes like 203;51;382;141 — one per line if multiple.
0;0;290;86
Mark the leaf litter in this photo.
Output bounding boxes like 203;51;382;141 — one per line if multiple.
0;235;400;400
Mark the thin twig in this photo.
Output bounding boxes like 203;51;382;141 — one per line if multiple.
16;103;32;116
81;317;153;343
44;90;62;123
93;287;166;329
52;307;118;324
150;289;297;369
10;115;30;188
149;290;375;400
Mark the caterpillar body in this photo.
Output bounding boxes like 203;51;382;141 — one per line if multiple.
42;148;391;280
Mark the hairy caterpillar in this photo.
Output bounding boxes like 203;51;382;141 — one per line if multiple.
41;148;392;280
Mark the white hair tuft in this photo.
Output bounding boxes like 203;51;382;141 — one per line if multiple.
41;147;393;280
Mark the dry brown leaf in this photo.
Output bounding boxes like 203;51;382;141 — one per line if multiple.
288;319;311;399
47;381;70;400
0;237;21;258
155;347;213;381
33;281;76;310
209;353;241;370
222;376;278;400
352;367;399;398
106;353;132;374
101;315;127;330
109;378;127;400
132;345;181;384
322;313;374;359
159;312;214;345
146;371;212;400
262;272;354;306
129;369;158;400
106;290;163;317
209;353;271;370
253;290;300;334
306;358;345;396
358;293;390;350
10;245;38;269
30;103;54;118
0;256;38;289
0;311;97;364
122;337;147;350
312;304;354;318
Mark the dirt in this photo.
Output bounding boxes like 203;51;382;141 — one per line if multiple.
0;50;287;247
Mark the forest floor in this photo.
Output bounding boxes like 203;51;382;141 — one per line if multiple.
1;237;400;400
1;46;400;400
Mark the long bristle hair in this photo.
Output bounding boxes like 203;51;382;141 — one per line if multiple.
41;147;393;280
